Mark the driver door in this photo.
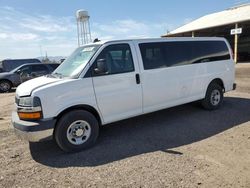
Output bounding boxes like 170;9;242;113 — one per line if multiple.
18;65;32;83
91;43;143;124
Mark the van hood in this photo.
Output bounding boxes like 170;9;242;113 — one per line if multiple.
16;76;62;97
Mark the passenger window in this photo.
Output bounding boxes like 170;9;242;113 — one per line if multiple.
48;64;59;70
139;43;166;70
19;65;32;74
32;65;49;73
190;41;230;64
93;44;134;75
163;42;191;67
139;41;230;70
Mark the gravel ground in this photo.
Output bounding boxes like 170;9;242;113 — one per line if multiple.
0;64;250;188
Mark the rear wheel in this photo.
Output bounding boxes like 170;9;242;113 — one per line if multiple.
0;80;12;92
202;83;223;110
55;110;99;152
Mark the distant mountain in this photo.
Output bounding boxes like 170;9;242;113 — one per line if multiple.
37;56;67;63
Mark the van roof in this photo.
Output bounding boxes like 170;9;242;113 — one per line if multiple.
2;58;41;64
86;37;227;46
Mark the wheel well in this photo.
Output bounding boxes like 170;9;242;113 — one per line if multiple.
209;78;225;92
55;105;102;126
0;79;13;86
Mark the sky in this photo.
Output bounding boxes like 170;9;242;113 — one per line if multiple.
0;0;249;60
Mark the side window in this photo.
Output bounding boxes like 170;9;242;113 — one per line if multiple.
19;65;32;74
32;65;49;73
139;43;166;70
48;64;59;70
139;41;230;70
190;41;230;63
163;42;191;67
164;41;230;66
94;44;134;75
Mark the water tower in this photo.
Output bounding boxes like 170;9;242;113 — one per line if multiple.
76;10;92;46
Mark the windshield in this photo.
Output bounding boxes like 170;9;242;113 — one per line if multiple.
10;64;24;73
0;62;3;72
52;45;100;78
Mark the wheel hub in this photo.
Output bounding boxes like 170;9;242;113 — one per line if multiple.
66;120;91;145
74;128;84;137
210;89;221;106
0;82;10;91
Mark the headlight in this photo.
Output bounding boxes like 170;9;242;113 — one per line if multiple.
19;97;33;107
18;96;41;107
17;96;43;120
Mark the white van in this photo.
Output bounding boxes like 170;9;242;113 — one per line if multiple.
12;38;236;152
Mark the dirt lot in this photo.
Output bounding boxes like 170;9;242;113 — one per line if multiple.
0;64;250;188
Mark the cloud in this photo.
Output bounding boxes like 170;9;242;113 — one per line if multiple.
94;20;147;34
0;33;8;39
12;33;39;41
2;6;15;11
0;6;178;59
92;19;174;40
0;7;74;33
20;16;73;32
0;6;77;59
0;32;39;41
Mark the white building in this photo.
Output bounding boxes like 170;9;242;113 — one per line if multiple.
162;4;250;63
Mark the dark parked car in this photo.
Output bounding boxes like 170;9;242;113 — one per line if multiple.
0;63;59;92
0;58;41;73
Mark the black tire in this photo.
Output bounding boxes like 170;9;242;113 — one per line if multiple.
202;83;223;110
54;110;99;152
0;80;12;93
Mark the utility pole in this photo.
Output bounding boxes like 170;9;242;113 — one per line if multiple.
234;23;238;63
230;23;242;63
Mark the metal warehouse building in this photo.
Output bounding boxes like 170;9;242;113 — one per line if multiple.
162;4;250;63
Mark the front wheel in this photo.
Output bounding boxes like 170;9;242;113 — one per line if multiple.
54;110;99;152
0;80;12;92
202;83;223;110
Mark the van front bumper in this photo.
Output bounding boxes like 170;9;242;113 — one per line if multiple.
12;112;56;142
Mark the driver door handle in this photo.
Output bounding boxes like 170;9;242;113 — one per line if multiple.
135;74;140;84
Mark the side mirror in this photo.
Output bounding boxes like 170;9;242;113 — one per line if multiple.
16;70;21;74
94;59;108;74
31;72;37;77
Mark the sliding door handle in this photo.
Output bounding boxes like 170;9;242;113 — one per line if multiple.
135;74;140;84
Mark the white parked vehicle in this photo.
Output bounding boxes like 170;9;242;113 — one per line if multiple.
12;38;236;152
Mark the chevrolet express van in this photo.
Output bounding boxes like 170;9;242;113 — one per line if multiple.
12;38;236;152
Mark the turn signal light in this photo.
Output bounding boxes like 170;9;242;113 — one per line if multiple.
18;112;42;120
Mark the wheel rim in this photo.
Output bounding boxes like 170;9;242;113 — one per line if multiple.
0;82;10;92
210;89;221;106
66;120;91;145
